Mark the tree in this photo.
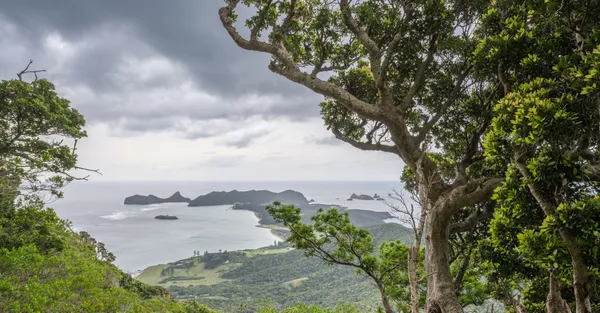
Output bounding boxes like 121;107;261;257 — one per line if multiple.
219;1;502;311
266;202;411;313
480;1;600;312
0;60;93;201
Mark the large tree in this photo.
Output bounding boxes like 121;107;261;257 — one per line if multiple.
219;1;501;312
480;1;600;312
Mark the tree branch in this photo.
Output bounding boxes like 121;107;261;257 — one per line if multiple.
498;60;511;95
250;0;274;42
441;177;503;214
273;0;297;38
339;0;381;82
219;1;386;122
332;127;400;156
402;34;438;109
449;202;495;234
381;3;414;83
452;249;471;292
414;63;473;144
17;60;46;81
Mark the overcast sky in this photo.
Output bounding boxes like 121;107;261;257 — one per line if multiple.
0;1;404;181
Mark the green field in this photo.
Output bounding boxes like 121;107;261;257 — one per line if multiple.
137;247;294;287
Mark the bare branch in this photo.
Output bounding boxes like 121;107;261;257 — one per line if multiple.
17;60;46;81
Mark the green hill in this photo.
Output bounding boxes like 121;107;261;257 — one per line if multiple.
136;223;413;312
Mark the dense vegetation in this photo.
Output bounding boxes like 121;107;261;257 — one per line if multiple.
138;223;412;312
220;0;600;312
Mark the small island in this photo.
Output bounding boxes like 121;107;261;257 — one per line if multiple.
124;191;191;205
349;193;375;200
155;215;178;220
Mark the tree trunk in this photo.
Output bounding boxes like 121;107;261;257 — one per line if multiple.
515;160;591;313
547;274;573;313
558;228;593;313
409;209;426;313
378;284;395;313
408;245;420;313
425;209;464;313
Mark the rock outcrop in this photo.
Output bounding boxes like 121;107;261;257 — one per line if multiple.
124;191;191;205
188;189;309;207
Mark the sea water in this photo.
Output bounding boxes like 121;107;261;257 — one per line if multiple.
50;181;405;272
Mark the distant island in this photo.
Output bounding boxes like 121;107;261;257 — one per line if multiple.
348;193;374;200
348;193;385;201
124;191;191;205
188;189;308;207
155;215;178;220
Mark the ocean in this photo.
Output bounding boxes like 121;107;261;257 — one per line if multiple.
50;181;405;272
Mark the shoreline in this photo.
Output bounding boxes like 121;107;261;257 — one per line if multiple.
248;211;286;242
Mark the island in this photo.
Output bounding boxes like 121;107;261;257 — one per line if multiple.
124;191;191;205
155;215;178;220
348;193;375;200
188;189;309;207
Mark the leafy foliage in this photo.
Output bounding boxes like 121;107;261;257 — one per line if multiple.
0;77;87;199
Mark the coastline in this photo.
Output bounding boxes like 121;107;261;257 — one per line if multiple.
249;211;286;242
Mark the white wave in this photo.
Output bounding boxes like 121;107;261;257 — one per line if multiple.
100;211;130;220
140;206;163;212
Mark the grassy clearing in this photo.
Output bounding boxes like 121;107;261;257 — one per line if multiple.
283;277;309;288
243;247;294;257
136;259;241;287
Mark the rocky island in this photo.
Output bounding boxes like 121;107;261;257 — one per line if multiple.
348;193;375;200
155;215;178;220
124;191;191;205
188;189;308;207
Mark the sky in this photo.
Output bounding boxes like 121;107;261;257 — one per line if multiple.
0;1;404;181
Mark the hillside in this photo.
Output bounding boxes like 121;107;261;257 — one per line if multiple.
136;223;413;312
0;199;217;313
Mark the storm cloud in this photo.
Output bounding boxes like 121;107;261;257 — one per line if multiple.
0;1;405;181
0;0;321;142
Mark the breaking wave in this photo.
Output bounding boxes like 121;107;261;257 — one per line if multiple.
100;211;130;220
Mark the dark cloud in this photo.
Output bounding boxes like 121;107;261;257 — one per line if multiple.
0;1;324;138
0;0;314;98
